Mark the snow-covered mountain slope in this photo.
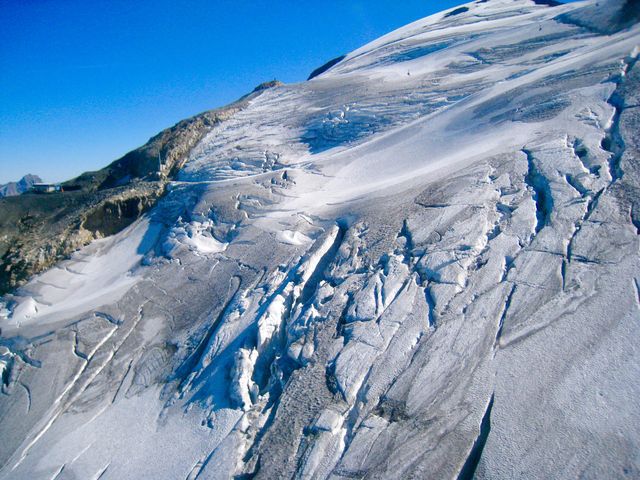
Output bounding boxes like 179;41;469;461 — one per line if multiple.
1;0;639;478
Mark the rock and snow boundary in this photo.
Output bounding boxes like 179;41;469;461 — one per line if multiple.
1;0;639;478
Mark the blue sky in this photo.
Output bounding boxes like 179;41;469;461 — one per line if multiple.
0;0;567;184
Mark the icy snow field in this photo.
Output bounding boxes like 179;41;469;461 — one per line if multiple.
1;0;639;478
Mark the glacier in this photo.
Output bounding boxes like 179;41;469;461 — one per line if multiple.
1;0;639;478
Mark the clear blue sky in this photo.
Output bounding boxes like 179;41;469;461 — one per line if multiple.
0;0;568;184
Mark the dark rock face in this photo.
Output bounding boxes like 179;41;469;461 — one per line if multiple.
532;0;562;6
308;55;346;80
445;6;470;17
0;183;164;295
251;80;284;92
0;175;42;198
82;193;159;237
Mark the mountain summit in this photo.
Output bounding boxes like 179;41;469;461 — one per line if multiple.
1;0;639;478
0;174;42;197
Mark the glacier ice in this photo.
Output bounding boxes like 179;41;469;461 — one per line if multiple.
0;0;639;478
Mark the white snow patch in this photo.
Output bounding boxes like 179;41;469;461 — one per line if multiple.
230;348;259;411
163;219;228;257
276;230;312;246
257;293;288;353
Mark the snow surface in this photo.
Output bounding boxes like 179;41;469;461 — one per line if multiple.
1;0;639;478
2;219;162;331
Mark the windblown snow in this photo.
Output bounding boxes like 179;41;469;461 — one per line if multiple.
1;0;639;478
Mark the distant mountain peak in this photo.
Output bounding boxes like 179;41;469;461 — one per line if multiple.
0;174;43;197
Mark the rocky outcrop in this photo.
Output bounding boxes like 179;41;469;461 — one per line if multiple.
0;82;281;295
81;187;163;238
0;183;164;294
95;109;240;190
307;56;346;80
